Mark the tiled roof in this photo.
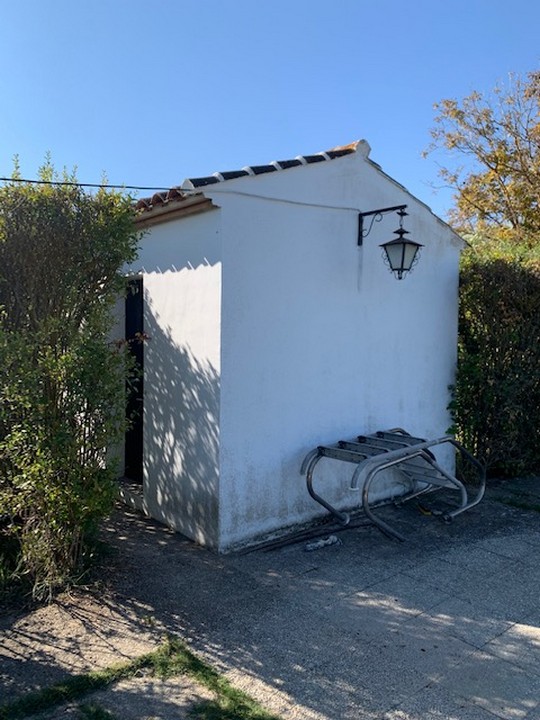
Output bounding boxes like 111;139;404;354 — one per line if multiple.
183;146;356;189
135;186;186;211
135;142;362;216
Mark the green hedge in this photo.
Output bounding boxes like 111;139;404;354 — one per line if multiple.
452;241;540;477
0;172;139;599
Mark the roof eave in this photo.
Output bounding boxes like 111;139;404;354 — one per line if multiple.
365;157;465;248
134;194;215;229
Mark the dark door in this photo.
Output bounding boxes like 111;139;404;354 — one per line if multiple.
125;277;144;483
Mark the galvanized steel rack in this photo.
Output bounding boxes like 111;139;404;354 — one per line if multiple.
300;429;486;541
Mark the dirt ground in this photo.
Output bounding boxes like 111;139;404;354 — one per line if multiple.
0;508;219;718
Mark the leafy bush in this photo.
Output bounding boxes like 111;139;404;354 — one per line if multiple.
0;163;139;599
451;238;540;477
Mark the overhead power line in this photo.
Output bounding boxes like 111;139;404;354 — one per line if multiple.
0;176;358;212
0;176;171;192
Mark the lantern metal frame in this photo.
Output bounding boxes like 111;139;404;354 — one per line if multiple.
357;204;423;279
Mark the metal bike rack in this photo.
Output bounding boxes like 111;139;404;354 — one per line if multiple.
300;429;486;541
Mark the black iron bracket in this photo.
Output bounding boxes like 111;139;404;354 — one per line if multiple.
358;204;407;246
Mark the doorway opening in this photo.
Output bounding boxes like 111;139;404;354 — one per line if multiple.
124;277;144;483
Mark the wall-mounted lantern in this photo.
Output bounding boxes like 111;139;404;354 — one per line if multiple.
358;204;423;280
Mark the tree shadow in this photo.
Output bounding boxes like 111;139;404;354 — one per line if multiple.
141;297;220;548
2;487;540;719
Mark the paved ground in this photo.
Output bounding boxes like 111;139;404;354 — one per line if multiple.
1;477;540;719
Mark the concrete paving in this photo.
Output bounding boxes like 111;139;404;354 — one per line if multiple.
1;476;540;719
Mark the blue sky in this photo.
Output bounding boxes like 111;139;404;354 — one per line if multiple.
0;0;538;218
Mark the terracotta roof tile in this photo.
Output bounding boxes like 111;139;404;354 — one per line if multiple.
134;186;188;210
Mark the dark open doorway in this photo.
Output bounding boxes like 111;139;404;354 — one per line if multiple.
125;277;144;483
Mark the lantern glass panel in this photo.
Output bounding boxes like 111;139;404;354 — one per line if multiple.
402;241;420;270
384;241;406;271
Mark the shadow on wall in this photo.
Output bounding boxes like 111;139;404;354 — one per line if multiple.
143;300;220;548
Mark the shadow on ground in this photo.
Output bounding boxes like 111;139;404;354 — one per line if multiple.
1;478;540;720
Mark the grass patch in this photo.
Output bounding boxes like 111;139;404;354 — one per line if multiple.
77;704;117;720
190;695;281;720
0;637;281;720
182;647;281;720
0;657;143;719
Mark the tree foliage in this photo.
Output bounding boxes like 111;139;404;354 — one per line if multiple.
0;162;139;599
429;71;540;477
451;241;540;477
427;71;540;244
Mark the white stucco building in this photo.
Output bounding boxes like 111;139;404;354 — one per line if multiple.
120;140;464;551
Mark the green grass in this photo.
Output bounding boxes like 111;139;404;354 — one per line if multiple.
0;637;281;720
77;705;117;720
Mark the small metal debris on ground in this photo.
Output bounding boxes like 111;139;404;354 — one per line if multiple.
304;535;342;552
417;502;444;516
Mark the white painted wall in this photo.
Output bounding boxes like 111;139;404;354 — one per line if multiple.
130;145;463;552
128;209;223;547
203;148;462;549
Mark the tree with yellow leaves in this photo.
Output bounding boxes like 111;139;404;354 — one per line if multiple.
427;71;540;246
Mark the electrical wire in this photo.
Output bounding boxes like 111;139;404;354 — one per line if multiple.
0;176;170;192
197;186;360;212
0;177;365;213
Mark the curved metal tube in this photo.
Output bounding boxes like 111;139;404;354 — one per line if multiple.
350;437;453;491
305;452;350;526
300;448;321;476
301;432;486;541
361;452;427;541
445;439;486;518
414;450;468;507
360;440;483;538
